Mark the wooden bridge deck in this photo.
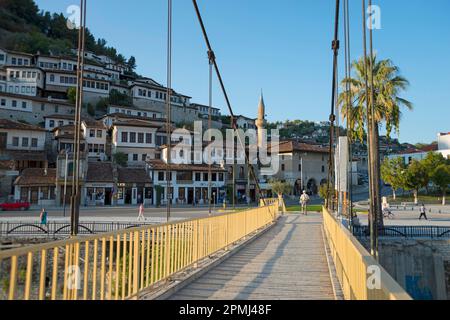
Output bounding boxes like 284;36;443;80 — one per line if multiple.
169;214;337;300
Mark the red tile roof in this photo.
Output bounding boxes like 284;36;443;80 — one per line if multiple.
268;140;329;154
117;168;152;184
0;119;45;132
86;162;114;183
14;168;56;186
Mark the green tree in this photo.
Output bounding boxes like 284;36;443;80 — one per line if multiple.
109;89;132;106
381;157;406;200
269;180;292;197
339;56;413;141
422;152;447;191
127;56;137;70
318;183;335;208
430;164;450;205
86;103;95;116
113;152;128;167
67;87;76;104
404;160;428;204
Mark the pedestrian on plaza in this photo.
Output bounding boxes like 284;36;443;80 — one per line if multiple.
419;203;428;220
137;203;145;221
40;207;48;225
299;190;310;215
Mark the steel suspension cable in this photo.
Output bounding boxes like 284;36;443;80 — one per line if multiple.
344;0;354;226
362;0;377;258
165;0;173;222
70;0;86;236
326;0;341;211
368;0;380;257
192;0;267;208
208;55;213;214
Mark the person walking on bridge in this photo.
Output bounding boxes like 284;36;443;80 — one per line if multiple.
40;207;48;225
300;190;310;215
137;203;145;221
419;203;428;220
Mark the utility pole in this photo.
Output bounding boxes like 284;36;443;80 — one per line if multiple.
70;0;86;237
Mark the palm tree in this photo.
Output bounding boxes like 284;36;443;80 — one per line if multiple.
338;55;413;141
339;55;412;227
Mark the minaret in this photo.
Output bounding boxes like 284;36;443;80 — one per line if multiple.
256;92;266;148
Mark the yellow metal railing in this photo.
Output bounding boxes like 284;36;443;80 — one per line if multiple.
322;207;412;300
0;202;280;300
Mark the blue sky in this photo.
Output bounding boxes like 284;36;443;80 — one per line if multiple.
35;0;450;144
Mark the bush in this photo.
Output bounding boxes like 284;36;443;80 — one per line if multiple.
113;152;128;167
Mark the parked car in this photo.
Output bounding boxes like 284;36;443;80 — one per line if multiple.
0;201;31;211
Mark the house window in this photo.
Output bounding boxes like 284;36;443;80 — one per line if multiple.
41;104;44;111
55;105;59;113
90;129;95;137
31;138;38;148
22;137;29;147
298;164;302;171
212;173;217;181
195;173;201;181
203;173;208;181
158;172;165;181
281;164;285;171
49;120;55;128
130;132;136;143
58;120;64;127
133;154;138;161
121;132;128;142
11;58;16;65
97;130;102;138
322;165;325;173
145;133;152;144
219;173;224;181
12;137;19;147
138;132;144;143
142;154;147;161
0;99;5;106
12;100;17;107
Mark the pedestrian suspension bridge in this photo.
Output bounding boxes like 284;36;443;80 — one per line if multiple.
0;199;410;300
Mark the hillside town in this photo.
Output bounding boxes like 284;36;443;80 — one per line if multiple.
0;47;335;208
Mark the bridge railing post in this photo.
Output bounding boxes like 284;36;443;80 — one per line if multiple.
132;231;140;299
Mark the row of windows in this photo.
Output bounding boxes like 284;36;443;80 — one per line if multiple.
12;137;38;148
89;129;103;138
39;61;75;70
88;144;105;153
83;80;109;91
121;132;153;144
8;85;36;95
280;163;325;173
114;108;160;119
48;120;73;128
60;76;77;84
129;153;148;162
9;70;41;80
156;171;224;182
11;57;30;66
1;98;28;109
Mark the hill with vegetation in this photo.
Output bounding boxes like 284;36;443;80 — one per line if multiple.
0;0;136;69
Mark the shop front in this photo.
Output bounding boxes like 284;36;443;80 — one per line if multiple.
116;183;153;206
84;183;114;206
